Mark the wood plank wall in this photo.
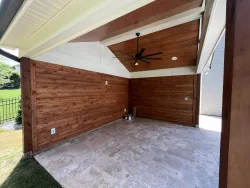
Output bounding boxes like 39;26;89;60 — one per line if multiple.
130;75;200;126
21;59;200;153
21;59;128;152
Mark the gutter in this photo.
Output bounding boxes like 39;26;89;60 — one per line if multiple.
0;48;20;62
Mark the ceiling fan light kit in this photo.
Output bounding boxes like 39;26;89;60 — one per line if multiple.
116;32;163;66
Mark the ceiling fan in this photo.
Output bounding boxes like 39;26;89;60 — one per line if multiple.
115;32;163;66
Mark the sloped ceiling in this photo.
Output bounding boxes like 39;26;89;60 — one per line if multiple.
108;20;200;72
71;0;202;42
0;0;225;79
0;0;154;57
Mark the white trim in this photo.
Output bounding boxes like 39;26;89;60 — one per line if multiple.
130;66;196;78
17;0;78;49
102;7;204;46
196;0;226;73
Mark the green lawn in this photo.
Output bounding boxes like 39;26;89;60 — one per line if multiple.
0;129;62;188
0;89;21;99
0;89;21;124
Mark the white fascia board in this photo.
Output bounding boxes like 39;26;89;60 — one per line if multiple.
196;0;226;73
19;0;154;58
130;66;197;78
102;7;204;46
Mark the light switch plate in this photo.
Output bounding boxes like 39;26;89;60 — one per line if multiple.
124;108;127;112
51;128;56;135
105;81;108;85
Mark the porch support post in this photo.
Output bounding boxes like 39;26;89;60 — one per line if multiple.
20;57;37;156
219;0;250;187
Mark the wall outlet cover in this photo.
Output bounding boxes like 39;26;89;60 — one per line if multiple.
124;108;127;112
51;128;56;135
105;81;108;85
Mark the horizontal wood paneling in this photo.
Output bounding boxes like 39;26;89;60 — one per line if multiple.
71;0;202;42
108;20;199;72
33;60;128;151
130;75;198;126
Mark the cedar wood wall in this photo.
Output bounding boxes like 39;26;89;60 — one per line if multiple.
22;59;128;152
21;59;200;153
130;75;200;126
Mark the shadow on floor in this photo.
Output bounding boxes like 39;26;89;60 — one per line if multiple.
1;158;62;188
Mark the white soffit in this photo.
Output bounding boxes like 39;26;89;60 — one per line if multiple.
0;0;154;58
196;0;226;73
102;7;204;46
0;0;74;49
130;67;197;78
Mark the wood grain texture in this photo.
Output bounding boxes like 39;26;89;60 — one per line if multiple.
193;74;201;126
108;20;200;72
130;75;199;126
219;0;250;187
20;58;37;153
71;0;202;42
30;60;128;151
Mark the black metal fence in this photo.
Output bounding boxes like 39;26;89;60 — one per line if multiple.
0;97;21;124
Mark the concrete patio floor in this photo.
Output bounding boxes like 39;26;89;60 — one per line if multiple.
35;117;221;188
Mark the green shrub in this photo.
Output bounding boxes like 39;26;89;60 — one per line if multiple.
15;99;22;125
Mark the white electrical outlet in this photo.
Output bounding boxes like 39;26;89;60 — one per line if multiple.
51;128;56;135
105;81;108;85
124;108;127;112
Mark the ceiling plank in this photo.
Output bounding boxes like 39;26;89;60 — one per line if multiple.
108;20;200;72
102;7;203;46
71;0;203;43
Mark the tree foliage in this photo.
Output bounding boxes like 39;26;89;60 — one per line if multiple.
0;62;20;89
15;99;22;125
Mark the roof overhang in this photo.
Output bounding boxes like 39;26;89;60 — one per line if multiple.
0;0;154;58
0;0;24;40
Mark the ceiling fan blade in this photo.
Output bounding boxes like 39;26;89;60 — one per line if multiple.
138;48;145;57
141;57;162;60
141;52;163;58
116;51;134;58
139;58;150;64
113;56;134;60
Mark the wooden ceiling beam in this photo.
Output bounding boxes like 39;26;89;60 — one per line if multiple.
102;7;204;46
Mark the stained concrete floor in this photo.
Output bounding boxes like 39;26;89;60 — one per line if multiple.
35;118;221;188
